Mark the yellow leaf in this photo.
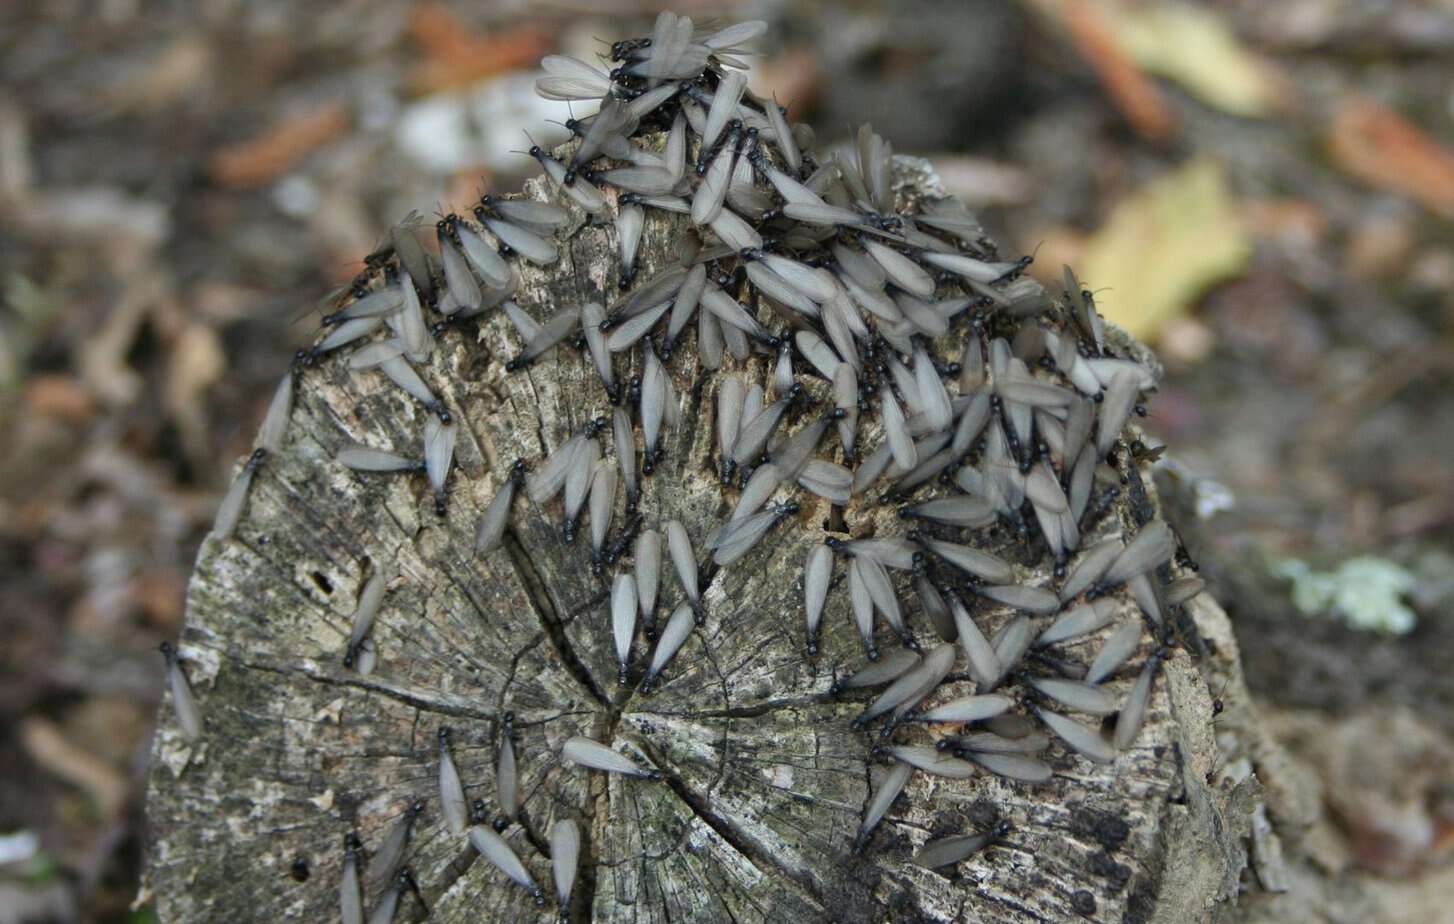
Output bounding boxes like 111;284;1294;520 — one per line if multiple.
1081;158;1249;342
1112;1;1279;118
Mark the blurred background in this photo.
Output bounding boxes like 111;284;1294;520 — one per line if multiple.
1;0;1452;920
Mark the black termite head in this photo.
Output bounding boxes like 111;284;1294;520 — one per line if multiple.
434;212;462;242
509;459;528;485
610;36;650;61
426;401;453;425
246;447;268;472
691;600;707;627
344;831;362;855
290;855;310;882
734;464;753;490
1175;545;1200;573
159;640;177;663
605;514;643;564
363;246;393;271
627;375;643;405
994;254;1035;284
438;726;451;747
434;490;448;518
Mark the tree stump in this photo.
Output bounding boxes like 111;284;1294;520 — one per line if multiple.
143;153;1258;923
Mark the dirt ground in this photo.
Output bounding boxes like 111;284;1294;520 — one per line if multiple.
1;1;1451;921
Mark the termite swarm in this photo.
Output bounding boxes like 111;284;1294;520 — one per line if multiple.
178;9;1210;919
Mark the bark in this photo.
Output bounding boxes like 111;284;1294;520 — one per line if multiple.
144;157;1265;923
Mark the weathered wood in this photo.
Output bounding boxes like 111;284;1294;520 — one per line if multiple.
144;156;1255;923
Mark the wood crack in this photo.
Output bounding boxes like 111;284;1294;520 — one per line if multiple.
240;655;500;720
634;694;830;720
645;748;830;920
502;527;612;708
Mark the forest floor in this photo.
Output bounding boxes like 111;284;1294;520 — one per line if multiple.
0;1;1450;920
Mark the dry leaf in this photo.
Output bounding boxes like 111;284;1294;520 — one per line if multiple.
1329;97;1454;217
22;717;129;817
408;6;553;93
166;323;226;469
25;374;96;423
209;104;350;188
113;34;213;114
1113;2;1282;118
1081;158;1250;341
1055;0;1176;141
